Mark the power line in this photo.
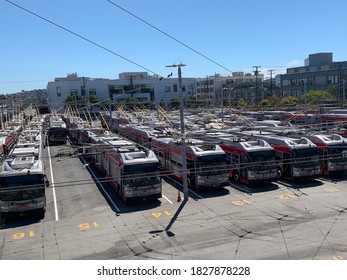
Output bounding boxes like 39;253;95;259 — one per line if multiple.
106;0;234;74
5;0;161;77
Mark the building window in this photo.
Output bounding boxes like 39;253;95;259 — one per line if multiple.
56;86;61;97
315;76;326;85
283;80;290;87
173;84;178;92
165;86;171;93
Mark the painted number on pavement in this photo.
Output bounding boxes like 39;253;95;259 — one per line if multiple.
79;221;100;231
276;194;296;200
232;200;252;206
152;210;171;218
12;231;35;240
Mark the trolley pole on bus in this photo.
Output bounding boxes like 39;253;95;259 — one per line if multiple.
166;63;188;201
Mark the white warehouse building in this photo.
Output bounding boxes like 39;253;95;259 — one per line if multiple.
46;72;197;112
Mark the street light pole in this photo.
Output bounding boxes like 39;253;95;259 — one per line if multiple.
166;63;188;201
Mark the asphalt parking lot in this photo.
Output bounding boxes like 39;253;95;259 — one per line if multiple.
0;142;346;260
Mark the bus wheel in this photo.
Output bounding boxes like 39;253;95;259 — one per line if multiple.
233;172;239;182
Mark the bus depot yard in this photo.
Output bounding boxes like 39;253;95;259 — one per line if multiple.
0;108;347;260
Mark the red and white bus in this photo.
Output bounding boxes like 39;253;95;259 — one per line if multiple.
191;132;278;185
150;137;229;190
304;134;347;175
237;131;321;181
84;130;162;203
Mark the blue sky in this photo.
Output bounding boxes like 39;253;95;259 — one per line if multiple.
1;0;346;94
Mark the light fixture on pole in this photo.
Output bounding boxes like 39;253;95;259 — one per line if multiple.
166;63;188;201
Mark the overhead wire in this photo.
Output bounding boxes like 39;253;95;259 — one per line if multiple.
4;0;162;77
105;0;234;74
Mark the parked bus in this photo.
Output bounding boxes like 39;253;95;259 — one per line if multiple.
237;131;321;181
304;134;347;175
0;123;47;218
221;138;277;185
150;137;229;190
191;132;278;185
84;130;162;203
45;115;68;145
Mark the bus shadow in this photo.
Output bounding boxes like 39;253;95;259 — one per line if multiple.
320;173;347;183
0;213;43;229
280;179;323;189
230;181;279;194
162;175;231;199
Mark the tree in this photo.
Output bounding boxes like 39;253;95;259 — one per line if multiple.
268;94;281;107
237;98;248;108
64;93;82;107
259;99;270;107
306;90;336;104
281;96;297;106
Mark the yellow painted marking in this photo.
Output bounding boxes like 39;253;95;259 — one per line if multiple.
92;221;100;228
325;187;340;193
12;232;25;240
152;212;162;218
29;231;35;237
164;210;171;216
332;256;344;260
276;194;296;200
79;223;90;230
232;200;252;206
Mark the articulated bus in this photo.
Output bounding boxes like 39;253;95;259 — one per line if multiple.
150;137;229;190
237;131;321;181
304;134;347;175
0;123;47;218
83;130;162;203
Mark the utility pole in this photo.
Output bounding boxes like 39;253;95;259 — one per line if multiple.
343;79;346;107
253;66;261;103
268;69;275;96
166;63;188;202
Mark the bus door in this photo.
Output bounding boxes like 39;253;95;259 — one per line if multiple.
187;159;196;187
164;150;171;170
282;152;291;179
322;149;328;174
240;155;248;180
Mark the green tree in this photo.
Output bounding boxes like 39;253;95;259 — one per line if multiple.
259;99;270;107
64;93;82;107
237;98;248;108
306;90;336;104
282;96;297;105
268;94;282;107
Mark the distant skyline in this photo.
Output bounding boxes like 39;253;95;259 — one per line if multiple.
1;0;346;94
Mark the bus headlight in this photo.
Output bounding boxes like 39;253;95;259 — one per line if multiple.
293;169;300;176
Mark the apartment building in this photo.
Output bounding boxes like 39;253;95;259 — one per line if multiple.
46;72;196;111
281;53;347;101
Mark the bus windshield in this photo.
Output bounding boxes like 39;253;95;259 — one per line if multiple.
123;163;161;188
293;148;320;168
197;154;227;176
0;175;45;201
328;147;347;163
248;150;276;171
